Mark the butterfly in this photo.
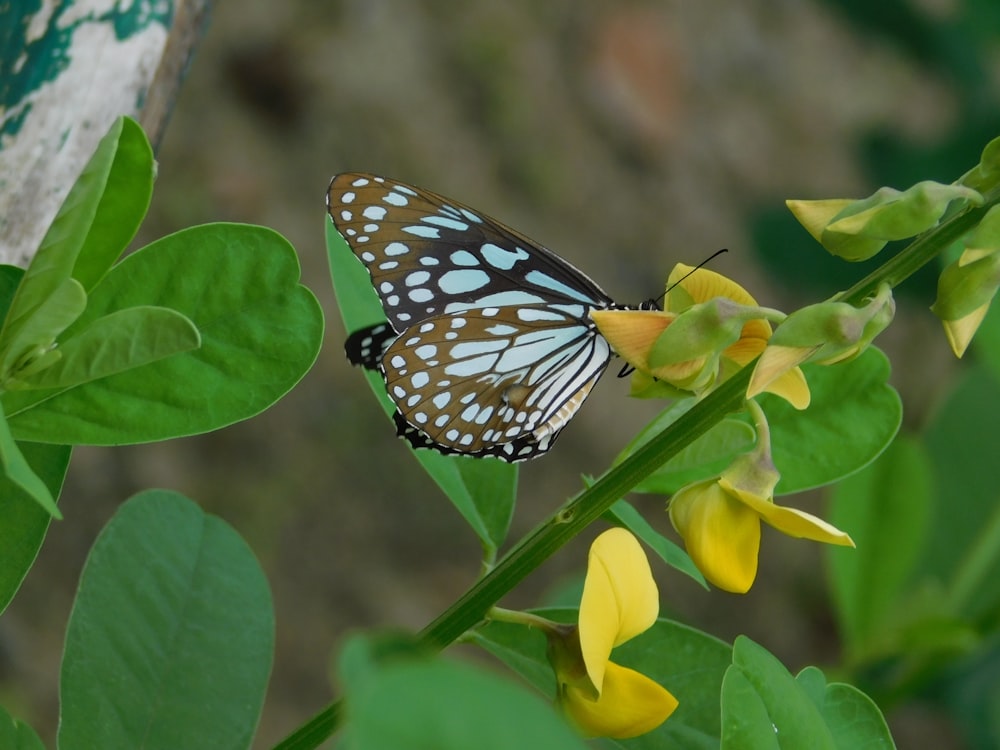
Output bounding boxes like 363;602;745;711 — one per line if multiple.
327;173;644;462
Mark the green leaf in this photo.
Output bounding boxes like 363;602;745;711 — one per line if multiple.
616;399;755;495
795;667;895;749
921;366;1000;621
0;402;59;517
603;499;707;588
0;117;152;373
0;704;45;750
0;276;86;380
828;436;932;651
71;116;155;291
339;635;588;750
0;441;70;614
819;683;896;749
765;347;901;494
472;609;732;749
4;223;323;444
326;218;518;552
58;490;274;750
720;669;780;750
18;306;200;390
723;637;836;750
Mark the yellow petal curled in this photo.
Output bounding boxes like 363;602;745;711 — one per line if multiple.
724;483;855;547
579;528;659;694
669;481;761;593
562;660;678;739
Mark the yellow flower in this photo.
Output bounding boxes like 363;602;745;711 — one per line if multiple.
669;477;853;593
591;265;809;408
668;401;853;593
552;528;678;738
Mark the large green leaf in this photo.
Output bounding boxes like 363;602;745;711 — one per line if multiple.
766;347;902;494
58;490;274;750
3;223;323;444
828;436;932;651
339;635;587;750
472;608;732;750
0;441;70;613
326;218;517;552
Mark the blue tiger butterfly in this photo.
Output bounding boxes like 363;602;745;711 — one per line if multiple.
328;173;644;461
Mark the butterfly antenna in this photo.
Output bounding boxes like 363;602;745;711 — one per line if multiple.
651;248;729;308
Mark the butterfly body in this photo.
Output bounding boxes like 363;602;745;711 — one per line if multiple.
328;173;633;461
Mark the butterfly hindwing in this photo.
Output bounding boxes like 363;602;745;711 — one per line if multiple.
378;305;612;460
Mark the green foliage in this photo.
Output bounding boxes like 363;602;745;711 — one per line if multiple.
0;116;322;518
0;442;70;614
722;639;894;750
0;702;45;749
338;633;588;750
766;348;901;494
58;490;273;750
3;79;999;750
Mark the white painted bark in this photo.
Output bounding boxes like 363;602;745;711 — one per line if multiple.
0;0;210;266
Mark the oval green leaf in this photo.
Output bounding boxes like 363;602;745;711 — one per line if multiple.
58;490;274;750
4;223;323;444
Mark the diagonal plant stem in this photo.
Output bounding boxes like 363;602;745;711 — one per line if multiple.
273;193;998;750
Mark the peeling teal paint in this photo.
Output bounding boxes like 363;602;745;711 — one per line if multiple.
0;0;175;141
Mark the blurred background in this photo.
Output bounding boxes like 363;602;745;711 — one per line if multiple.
4;0;1000;747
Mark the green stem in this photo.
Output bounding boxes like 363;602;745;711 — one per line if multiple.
272;194;999;750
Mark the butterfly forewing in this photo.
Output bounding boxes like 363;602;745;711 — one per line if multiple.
328;172;624;461
327;173;614;334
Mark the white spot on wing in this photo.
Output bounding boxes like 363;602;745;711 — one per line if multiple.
406;271;431;287
363;206;387;220
481;243;529;270
404;225;440;239
439;269;490;294
422;215;469;231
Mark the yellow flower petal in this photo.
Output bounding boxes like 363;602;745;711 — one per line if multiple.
669;481;761;593
725;484;855;546
763;366;811;409
942;303;990;358
668;265;759;308
747;344;816;399
579;529;659;694
561;660;678;739
590;309;673;370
